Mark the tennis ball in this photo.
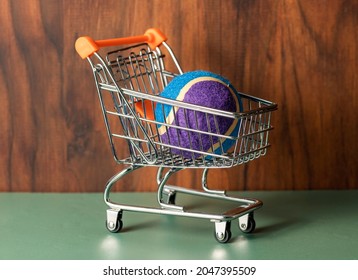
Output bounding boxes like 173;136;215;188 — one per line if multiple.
155;70;243;159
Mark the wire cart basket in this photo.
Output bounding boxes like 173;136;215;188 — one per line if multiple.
75;28;277;243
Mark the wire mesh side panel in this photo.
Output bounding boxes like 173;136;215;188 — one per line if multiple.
89;44;276;168
87;44;178;165
90;63;138;164
148;94;275;168
233;96;273;166
106;44;175;95
94;85;161;164
98;90;275;168
103;44;178;164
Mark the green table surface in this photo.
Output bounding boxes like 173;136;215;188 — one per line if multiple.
0;190;357;260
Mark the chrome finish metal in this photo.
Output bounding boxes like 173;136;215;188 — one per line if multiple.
81;32;277;242
202;168;226;195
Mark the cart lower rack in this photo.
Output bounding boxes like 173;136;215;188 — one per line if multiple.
75;28;277;243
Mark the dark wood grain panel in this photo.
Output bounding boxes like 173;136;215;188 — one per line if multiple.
0;0;357;192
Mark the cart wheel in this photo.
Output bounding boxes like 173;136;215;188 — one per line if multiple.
239;214;256;234
106;218;123;233
214;221;232;243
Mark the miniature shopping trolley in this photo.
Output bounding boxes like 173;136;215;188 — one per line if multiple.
75;28;277;243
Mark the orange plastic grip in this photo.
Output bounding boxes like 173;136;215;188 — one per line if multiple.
75;28;167;59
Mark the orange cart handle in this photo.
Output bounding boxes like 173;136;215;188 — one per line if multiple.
75;28;167;59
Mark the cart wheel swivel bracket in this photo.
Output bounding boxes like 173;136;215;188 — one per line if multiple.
106;209;123;232
214;220;232;243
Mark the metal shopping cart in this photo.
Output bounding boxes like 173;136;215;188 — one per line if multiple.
75;28;277;243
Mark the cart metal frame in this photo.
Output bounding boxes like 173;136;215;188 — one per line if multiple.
75;28;277;243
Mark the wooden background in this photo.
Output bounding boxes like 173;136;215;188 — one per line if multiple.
0;0;357;192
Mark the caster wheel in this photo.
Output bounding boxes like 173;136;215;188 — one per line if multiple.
239;214;256;234
215;229;232;243
106;218;123;233
214;221;232;243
